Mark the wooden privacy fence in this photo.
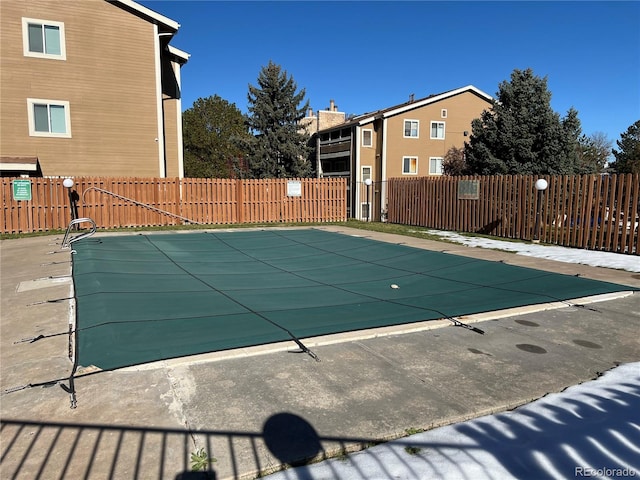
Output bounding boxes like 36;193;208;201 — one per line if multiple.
1;177;346;234
387;174;640;255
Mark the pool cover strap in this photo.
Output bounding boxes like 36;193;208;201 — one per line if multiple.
142;234;321;362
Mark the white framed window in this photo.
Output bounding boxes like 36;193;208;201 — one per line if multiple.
361;202;371;220
402;156;418;174
430;121;445;139
27;99;71;137
22;18;66;60
362;129;373;147
403;120;419;138
441;109;447;118
429;157;444;175
362;166;372;182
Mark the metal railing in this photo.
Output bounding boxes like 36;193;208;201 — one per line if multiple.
61;218;96;249
82;186;203;225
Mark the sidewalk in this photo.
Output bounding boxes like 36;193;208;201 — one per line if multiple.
1;227;639;479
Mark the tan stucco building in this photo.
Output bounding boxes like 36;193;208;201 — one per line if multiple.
314;86;493;220
0;0;189;178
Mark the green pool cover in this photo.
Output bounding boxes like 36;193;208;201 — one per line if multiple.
71;229;635;371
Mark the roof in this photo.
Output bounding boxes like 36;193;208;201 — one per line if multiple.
107;0;180;32
0;157;40;173
167;45;190;64
356;85;493;124
318;85;494;134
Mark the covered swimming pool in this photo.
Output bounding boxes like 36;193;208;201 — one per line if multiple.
71;228;635;371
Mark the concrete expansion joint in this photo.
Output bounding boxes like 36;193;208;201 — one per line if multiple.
163;364;199;450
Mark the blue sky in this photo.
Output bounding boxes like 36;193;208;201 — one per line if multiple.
140;1;639;144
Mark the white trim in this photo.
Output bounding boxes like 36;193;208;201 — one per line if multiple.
111;0;180;31
22;17;66;60
403;119;419;138
383;85;493;118
153;24;166;177
358;116;376;126
355;127;361;219
0;162;38;171
352;85;493;127
402;156;418;175
167;45;190;62
430;121;446;140
381;117;388;218
429;156;444;175
26;98;71;138
362;128;373;147
174;60;185;178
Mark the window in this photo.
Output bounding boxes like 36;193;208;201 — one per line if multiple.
431;121;445;139
361;202;371;220
362;129;373;147
22;18;66;60
27;99;71;137
441;109;447;118
429;157;444;175
362;166;372;182
402;156;418;174
403;120;419;138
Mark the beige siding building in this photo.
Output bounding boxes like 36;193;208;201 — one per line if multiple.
316;86;493;220
0;0;189;178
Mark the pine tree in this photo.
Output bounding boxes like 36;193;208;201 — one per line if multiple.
245;61;311;178
465;68;583;175
611;120;640;174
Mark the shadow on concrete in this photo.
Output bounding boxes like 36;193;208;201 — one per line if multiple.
175;472;216;480
0;414;375;480
263;412;322;467
2;381;640;479
265;379;640;480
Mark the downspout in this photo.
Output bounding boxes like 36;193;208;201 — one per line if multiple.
154;25;166;177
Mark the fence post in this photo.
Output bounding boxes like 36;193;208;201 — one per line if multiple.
175;177;182;224
236;179;244;224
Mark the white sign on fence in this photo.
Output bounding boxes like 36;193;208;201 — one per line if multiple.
287;180;302;197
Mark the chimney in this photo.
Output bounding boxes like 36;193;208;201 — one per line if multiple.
409;93;415;103
307;107;314;117
329;99;335;111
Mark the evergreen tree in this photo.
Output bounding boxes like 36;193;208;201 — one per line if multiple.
182;95;250;178
611;120;640;174
465;68;583;175
245;61;312;178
